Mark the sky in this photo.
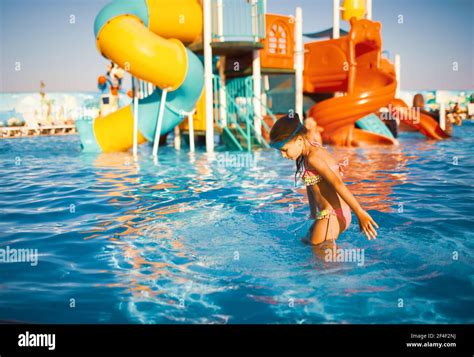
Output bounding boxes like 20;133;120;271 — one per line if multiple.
0;0;472;93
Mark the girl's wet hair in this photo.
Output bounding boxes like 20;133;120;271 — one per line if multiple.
269;112;306;144
269;113;308;185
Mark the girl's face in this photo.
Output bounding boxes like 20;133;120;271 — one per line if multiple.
279;136;304;160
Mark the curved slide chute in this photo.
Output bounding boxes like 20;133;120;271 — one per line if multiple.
76;0;204;152
389;99;451;140
304;18;398;146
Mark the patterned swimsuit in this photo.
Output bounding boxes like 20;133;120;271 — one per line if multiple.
301;141;352;230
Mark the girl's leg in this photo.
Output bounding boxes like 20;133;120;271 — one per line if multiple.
308;214;341;245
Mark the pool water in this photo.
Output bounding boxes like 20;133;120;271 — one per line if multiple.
0;123;473;324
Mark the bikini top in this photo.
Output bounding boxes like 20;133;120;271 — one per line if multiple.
301;141;346;186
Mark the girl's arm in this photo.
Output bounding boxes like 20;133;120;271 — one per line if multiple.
307;153;378;240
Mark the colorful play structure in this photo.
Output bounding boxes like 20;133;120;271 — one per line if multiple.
76;0;450;154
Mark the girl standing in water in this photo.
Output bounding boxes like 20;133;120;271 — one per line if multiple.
270;114;378;245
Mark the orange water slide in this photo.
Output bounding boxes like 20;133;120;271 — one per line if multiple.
389;99;451;140
304;18;398;146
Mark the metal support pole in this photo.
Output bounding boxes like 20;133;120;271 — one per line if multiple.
152;89;168;157
366;0;372;20
218;58;227;127
132;77;139;159
203;0;214;153
252;49;262;138
217;0;224;42
174;125;181;150
440;102;446;130
188;110;196;153
295;7;304;118
148;83;154;97
333;0;340;39
262;75;269;116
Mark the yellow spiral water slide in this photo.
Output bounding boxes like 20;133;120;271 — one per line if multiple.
76;0;204;152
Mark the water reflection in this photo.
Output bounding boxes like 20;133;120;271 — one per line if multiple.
86;153;196;320
74;137;454;321
84;151;248;322
330;146;410;212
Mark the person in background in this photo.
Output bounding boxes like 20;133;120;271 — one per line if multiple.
413;93;453;135
304;116;323;144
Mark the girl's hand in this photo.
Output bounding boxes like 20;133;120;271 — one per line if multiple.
356;210;379;240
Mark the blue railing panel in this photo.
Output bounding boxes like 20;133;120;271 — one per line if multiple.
211;0;265;43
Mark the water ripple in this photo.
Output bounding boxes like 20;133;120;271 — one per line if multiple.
0;125;473;323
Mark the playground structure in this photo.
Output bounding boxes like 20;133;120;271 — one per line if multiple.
75;0;451;154
304;15;399;146
304;0;450;145
76;0;204;153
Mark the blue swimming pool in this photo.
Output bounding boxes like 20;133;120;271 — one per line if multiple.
0;123;473;324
